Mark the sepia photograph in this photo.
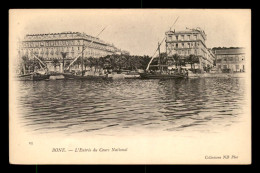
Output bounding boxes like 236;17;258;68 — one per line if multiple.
9;9;251;164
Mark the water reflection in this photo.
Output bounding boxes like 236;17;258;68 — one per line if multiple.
15;78;245;135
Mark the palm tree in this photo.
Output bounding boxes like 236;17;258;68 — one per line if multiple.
187;54;195;69
113;55;122;71
159;53;168;71
83;57;90;70
51;58;60;72
98;57;105;72
87;57;101;72
75;58;82;70
61;52;67;73
21;55;29;74
102;55;111;69
65;61;71;70
140;55;151;70
172;54;180;68
132;56;142;70
192;55;200;69
107;55;117;71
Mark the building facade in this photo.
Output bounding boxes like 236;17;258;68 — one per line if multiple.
165;28;215;70
18;31;129;71
212;47;245;72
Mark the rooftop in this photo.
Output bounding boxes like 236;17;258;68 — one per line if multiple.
24;31;115;47
212;47;245;55
166;27;207;40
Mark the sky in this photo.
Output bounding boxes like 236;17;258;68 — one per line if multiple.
10;9;251;56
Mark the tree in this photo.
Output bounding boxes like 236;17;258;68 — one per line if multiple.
61;52;67;72
83;57;90;69
179;56;186;66
65;61;71;69
172;54;180;68
186;54;199;69
21;55;29;74
98;57;105;71
159;53;168;71
25;56;41;73
75;58;82;70
51;58;60;72
140;55;153;70
187;54;195;69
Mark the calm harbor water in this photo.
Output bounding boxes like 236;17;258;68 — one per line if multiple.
15;78;246;136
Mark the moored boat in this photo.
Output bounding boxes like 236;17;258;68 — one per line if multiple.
17;53;50;81
139;72;187;79
62;72;112;80
140;42;187;79
61;27;110;80
122;71;140;79
17;72;50;81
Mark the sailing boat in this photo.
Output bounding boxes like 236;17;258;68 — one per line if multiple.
139;17;187;79
139;42;188;79
17;53;50;81
62;27;112;80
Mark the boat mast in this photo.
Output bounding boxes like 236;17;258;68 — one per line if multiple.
65;26;107;71
158;42;162;73
146;38;165;71
32;53;48;72
146;16;179;71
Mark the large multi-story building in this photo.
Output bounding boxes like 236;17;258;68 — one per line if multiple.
18;31;129;71
165;28;215;70
212;47;246;72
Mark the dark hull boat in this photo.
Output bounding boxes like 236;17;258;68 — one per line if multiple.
139;72;187;79
17;73;50;81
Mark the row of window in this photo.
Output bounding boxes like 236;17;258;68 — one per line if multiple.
24;51;107;57
169;42;201;48
25;33;102;42
172;49;213;61
168;34;200;41
21;40;114;52
216;56;245;62
21;47;81;53
26;33;81;40
218;64;245;70
21;47;108;57
175;49;200;55
22;40;82;47
216;54;245;58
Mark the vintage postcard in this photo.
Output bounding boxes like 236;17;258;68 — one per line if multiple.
9;9;251;164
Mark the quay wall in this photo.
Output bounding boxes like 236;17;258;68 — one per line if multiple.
189;73;246;78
